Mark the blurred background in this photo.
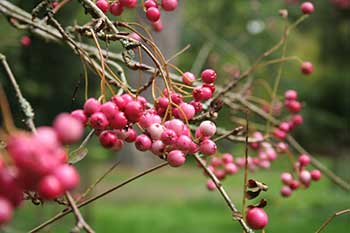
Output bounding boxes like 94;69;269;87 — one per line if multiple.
0;0;350;232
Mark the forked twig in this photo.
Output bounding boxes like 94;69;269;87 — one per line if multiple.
315;208;350;233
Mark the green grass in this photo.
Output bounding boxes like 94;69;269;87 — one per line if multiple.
6;158;350;233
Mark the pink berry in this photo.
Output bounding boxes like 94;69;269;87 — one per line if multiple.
266;148;277;161
178;103;195;121
299;154;311;167
161;0;178;11
84;98;101;116
20;36;31;47
157;97;169;108
301;2;314;14
100;101;119;120
199;120;216;137
286;100;302;113
0;198;12;225
111;139;124;151
292;114;303;126
146;7;161;22
120;0;137;8
53;113;84;144
52;2;59;8
273;128;286;140
111;95;126;110
199;139;217;156
280;186;292;197
301;61;313;75
225;163;238;175
285;89;298;101
109;112;128;129
165;119;185;136
176;135;193;151
125;128;137;142
34;126;59;150
124;101;143;123
144;0;158;9
206;179;216;191
110;2;124;16
161;129;178;145
53;165;80;190
71;109;88;125
135;134;152;151
201;69;217;84
189;101;203;113
200;87;213;101
210;157;222;167
279;122;290;132
214;169;226;180
289;180;300;190
167;150;186;167
299;170;311;185
90;112;109;130
147;123;165;140
310;169;321;181
259;160;271;169
182;72;195;85
222;153;234;164
96;0;110;13
277;142;288;153
246;207;268;230
152;19;164;32
151;140;165;156
99;130;118;148
281;172;293;185
38;175;64;200
203;83;216;93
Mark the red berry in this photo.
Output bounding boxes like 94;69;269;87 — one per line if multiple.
146;7;161;22
90;112;109;130
301;2;315;14
53;165;80;190
310;169;321;181
161;0;178;11
109;112;128;129
38;175;64;200
144;0;158;9
199;139;217;156
120;0;137;8
110;2;124;16
20;36;31;47
124;101;144;123
99;130;118;148
96;0;110;13
246;207;268;230
201;69;217;84
284;89;298;101
299;154;311;167
301;61;313;75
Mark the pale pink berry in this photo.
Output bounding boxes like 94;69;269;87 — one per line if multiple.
161;0;178;11
167;150;186;167
53;165;79;190
38;175;64;200
222;153;234;163
206;179;216;191
279;122;290;132
310;169;321;181
301;61;313;75
281;172;293;185
34;127;59;150
129;32;141;42
225;163;238;175
285;89;298;101
152;19;163;32
0;198;13;225
280;186;292;197
110;2;124;16
99;130;118;148
71;109;88;125
259;160;271;169
299;170;311;185
146;7;161;22
200;139;217;156
144;0;158;9
199;120;216;137
120;0;137;8
90;112;109;130
96;0;110;13
151;140;165;156
182;72;195;85
135;134;152;151
201;69;217;84
53;113;84;144
109;112;128;129
258;151;268;160
266;148;277;161
100;101;119;120
147;123;164;140
161;129;178;145
84;98;101;116
299;154;311;167
246;207;268;230
276;142;288;153
273;128;286;140
176;135;192;151
165;119;185;136
214;169;226;180
301;2;314;14
124;101;143;123
210;157;222;167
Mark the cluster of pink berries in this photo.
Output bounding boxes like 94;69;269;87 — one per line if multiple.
280;154;321;197
95;0;178;32
0;114;83;225
273;89;304;141
70;69;218;167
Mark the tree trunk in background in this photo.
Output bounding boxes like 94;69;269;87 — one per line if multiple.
120;7;182;169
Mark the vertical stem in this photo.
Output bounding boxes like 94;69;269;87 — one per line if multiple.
242;111;249;220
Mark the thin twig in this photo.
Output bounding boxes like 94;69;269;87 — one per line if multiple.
315;208;350;233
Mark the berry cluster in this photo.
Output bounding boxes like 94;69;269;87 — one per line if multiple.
0;114;83;225
95;0;178;32
280;154;321;197
71;69;218;167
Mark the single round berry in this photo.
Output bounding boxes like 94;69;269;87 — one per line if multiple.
90;112;109;130
147;123;165;140
38;175;64;200
273;128;286;140
206;179;216;191
246;207;268;230
151;140;165;156
146;7;161;22
280;186;292;197
176;135;193;151
120;0;137;8
111;95;126;110
300;2;315;14
222;153;234;164
178;103;195;121
286;100;302;113
292;114;304;126
310;169;321;181
225;163;238;175
301;61;313;75
161;0;178;11
189;101;203;113
299;154;311;167
53;165;80;190
289;180;300;190
84;98;101;116
100;101;119;120
299;170;311;185
71;109;88;125
281;172;293;185
99;130;118;148
152;19;164;32
182;72;196;85
201;69;217;84
135;134;152;151
124;101;144;123
161;129;178;145
285;89;298;101
199;121;216;137
199;139;217;156
144;0;158;9
96;0;110;13
53;113;84;144
20;36;31;47
109;111;128;129
167;150;186;167
110;2;124;16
